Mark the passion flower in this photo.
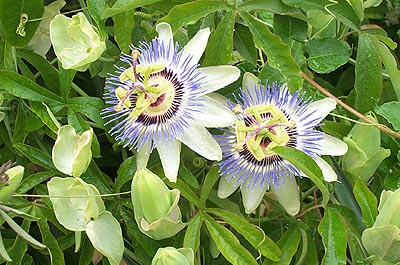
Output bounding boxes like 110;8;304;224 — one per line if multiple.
217;73;348;214
102;22;240;182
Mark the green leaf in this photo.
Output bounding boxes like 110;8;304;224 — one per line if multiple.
158;1;231;33
101;0;162;19
86;211;124;265
202;10;234;66
121;208;160;257
305;38;351;74
5;218;29;263
0;70;64;104
199;165;220;208
59;66;76;100
12;101;28;145
206;208;282;261
13;143;55;170
0;230;12;262
17;49;60;94
36;209;65;265
353;178;378;227
282;0;361;29
264;225;301;265
354;33;382;113
239;12;302;92
370;36;400;100
273;14;307;43
183;213;202;253
115;156;136;192
0;208;46;249
318;208;347;265
30;102;59;133
272;146;330;206
68;97;104;125
17;171;56;194
202;212;258;265
233;23;257;65
362;225;400;263
113;11;135;53
238;0;304;16
166;179;199;206
0;40;17;71
375;102;400;131
0;0;43;47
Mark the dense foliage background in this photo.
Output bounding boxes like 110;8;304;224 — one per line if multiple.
0;0;400;264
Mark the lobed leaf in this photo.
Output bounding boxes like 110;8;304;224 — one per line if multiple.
183;213;202;253
240;12;302;91
206;208;282;261
354;33;382;113
158;1;231;33
353;178;378;227
318;208;347;265
202;212;258;265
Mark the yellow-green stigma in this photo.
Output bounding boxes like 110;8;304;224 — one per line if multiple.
113;50;175;119
234;104;295;161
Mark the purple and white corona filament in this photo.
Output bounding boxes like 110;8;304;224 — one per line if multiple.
102;23;240;182
217;73;348;214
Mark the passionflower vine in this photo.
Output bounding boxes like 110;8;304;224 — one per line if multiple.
217;73;348;215
102;22;240;182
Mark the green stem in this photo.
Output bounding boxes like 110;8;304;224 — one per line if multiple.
0;107;14;111
71;83;89;97
14;190;131;198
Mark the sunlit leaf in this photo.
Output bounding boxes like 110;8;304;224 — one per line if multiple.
158;1;231;33
0;0;43;47
113;11;135;53
202;10;235;66
102;0;162;19
375;101;400;131
318;208;347;265
354;33;382;113
273;146;330;206
183;213;202;253
239;12;302;91
264;225;301;265
206;208;282;261
202;213;258;265
305;38;351;74
353;178;378;227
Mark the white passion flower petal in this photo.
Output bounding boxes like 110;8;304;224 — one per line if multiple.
241;178;269;214
192;95;236;128
305;97;337;124
136;141;151;170
218;175;240;199
156;140;181;182
181;27;210;65
195;66;240;96
318;133;348;156
270;174;300;216
314;156;338;182
242;72;261;100
177;122;222;161
155;22;174;57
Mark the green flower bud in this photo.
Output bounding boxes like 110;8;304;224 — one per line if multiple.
28;0;66;56
47;177;105;231
50;12;106;71
131;169;185;240
361;189;400;264
151;247;194;265
341;115;390;183
0;162;24;203
52;125;93;178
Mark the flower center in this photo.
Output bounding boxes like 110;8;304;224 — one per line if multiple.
113;50;176;119
234;104;295;161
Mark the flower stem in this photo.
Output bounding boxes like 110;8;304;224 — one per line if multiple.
301;71;400;139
